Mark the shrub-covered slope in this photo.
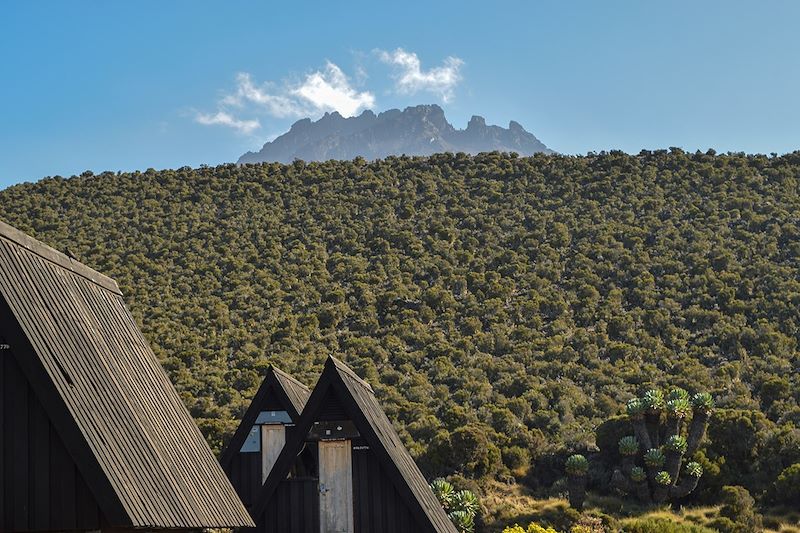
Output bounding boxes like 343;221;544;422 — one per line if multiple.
1;150;798;477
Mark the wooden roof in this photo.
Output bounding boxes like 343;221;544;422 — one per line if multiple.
0;220;254;529
253;356;457;533
272;365;313;417
219;365;310;468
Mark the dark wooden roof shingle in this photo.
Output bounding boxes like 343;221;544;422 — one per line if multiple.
0;220;254;529
272;365;312;416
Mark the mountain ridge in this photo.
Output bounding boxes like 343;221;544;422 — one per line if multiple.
238;104;553;164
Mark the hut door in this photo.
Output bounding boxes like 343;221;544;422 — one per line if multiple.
318;440;354;533
261;425;285;482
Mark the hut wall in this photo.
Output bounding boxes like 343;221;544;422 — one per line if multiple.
351;441;421;533
1;346;105;531
259;478;319;533
226;449;263;510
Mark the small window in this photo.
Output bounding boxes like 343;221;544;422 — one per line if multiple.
240;425;261;453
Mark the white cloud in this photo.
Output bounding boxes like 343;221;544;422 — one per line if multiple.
377;48;464;103
195;63;375;134
221;73;305;118
292;62;375;117
194;111;260;135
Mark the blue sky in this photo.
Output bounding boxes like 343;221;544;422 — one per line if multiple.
1;1;799;189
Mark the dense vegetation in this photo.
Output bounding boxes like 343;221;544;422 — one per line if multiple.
1;150;798;518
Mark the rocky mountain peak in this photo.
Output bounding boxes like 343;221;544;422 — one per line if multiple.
468;115;487;129
238;105;552;164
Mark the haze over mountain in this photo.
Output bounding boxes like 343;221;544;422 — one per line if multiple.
238;104;552;164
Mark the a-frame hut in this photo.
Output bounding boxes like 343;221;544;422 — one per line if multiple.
220;366;311;510
0;220;254;531
245;356;457;533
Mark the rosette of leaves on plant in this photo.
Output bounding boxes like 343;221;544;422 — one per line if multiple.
630;466;647;483
430;479;479;533
666;392;692;436
431;478;454;510
642;389;665;414
655;471;672;486
618;436;639;456
643;448;665;469
618;436;640;476
565;454;589;476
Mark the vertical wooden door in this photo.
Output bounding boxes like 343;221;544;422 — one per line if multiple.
261;425;286;483
318;440;354;533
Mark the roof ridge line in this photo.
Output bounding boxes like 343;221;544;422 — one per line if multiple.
271;365;311;391
0;219;121;295
328;355;374;393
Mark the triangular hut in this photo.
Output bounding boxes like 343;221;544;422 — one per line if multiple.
0;220;254;531
220;365;311;509
235;355;457;533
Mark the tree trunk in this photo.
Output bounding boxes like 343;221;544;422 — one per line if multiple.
686;411;709;456
621;456;635;477
635;480;652;504
653;484;669;504
646;413;661;448
633;418;652;451
645;463;661;482
567;474;587;510
611;469;632;493
665;415;682;441
665;449;683;483
669;474;700;499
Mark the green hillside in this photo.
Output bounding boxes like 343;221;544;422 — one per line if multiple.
1;150;798;503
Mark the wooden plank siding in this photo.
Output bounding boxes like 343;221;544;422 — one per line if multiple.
29;387;50;529
319;439;354;533
261;425;286;483
0;347;103;531
0;220;253;531
352;443;418;533
0;333;4;527
259;479;319;533
229;450;263;509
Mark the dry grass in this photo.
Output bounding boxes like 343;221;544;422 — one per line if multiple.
480;481;575;533
616;507;719;530
479;482;799;533
763;507;800;533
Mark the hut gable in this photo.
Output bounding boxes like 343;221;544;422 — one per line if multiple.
0;220;254;531
220;366;310;509
250;356;458;533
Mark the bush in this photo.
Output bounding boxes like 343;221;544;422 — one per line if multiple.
594;416;631;463
700;409;771;498
450;425;502;478
503;445;532;476
570;514;606;533
772;463;800;506
706;517;738;533
716;485;762;533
